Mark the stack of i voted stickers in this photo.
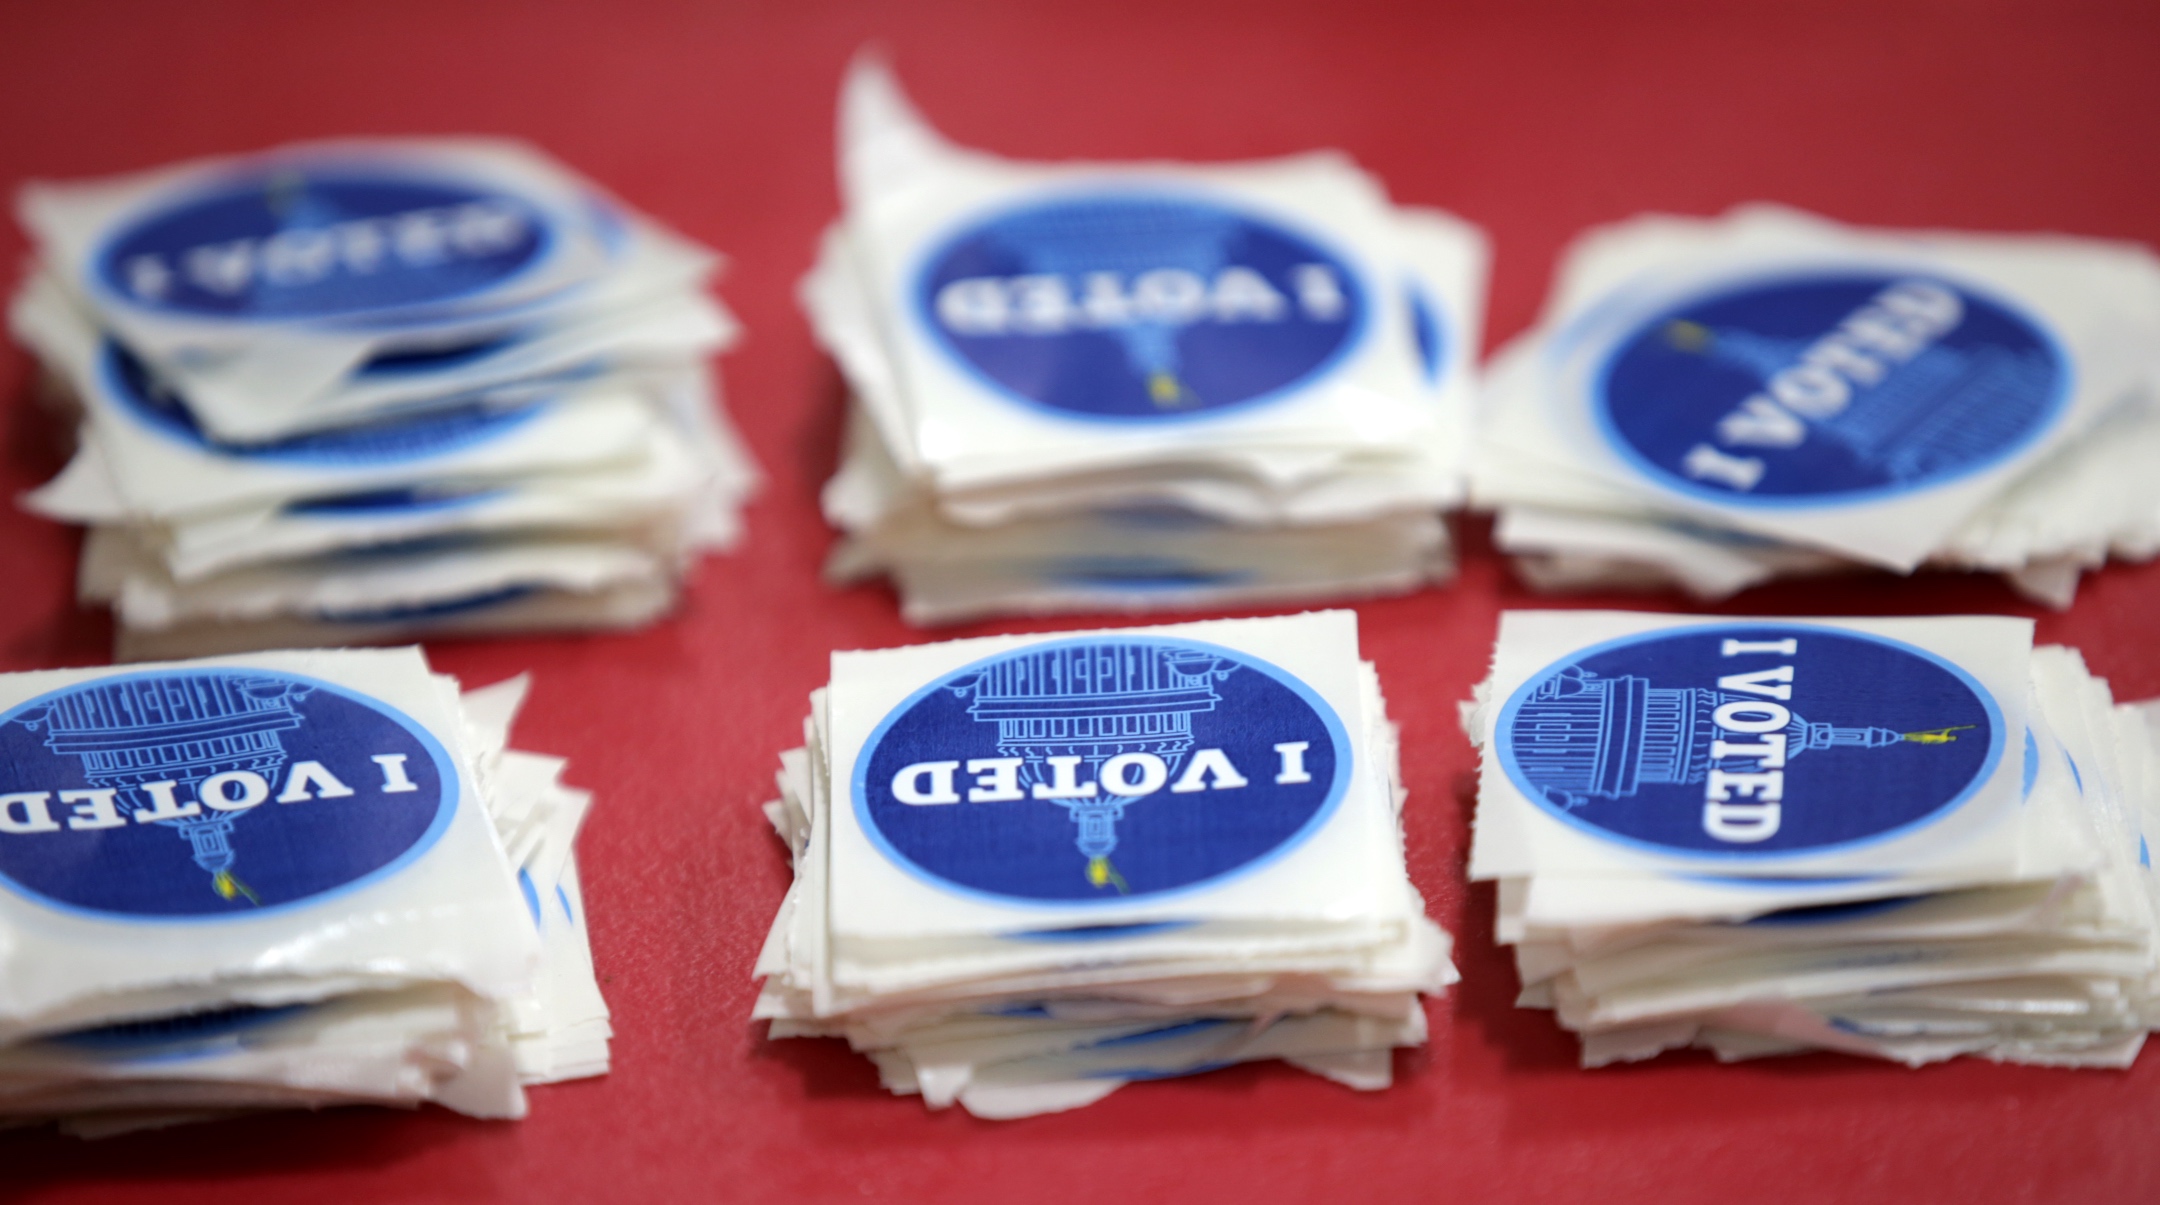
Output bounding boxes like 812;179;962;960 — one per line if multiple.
9;138;758;660
753;611;1454;1117
1464;610;2160;1068
805;60;1487;624
0;649;609;1135
1473;204;2160;607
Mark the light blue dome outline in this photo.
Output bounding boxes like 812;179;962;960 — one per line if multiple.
1585;268;2074;509
1493;621;2006;862
850;634;1354;917
907;184;1377;428
0;667;461;925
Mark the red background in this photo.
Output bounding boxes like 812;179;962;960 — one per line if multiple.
2;2;2158;1201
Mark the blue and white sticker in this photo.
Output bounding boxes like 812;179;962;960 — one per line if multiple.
916;193;1368;420
1595;273;2067;503
1495;624;2003;857
94;165;554;322
854;637;1352;904
0;669;458;919
102;339;541;465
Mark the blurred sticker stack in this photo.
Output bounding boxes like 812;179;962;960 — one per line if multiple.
1464;610;2160;1067
805;61;1486;624
1473;205;2160;607
10;139;757;660
0;649;608;1135
752;611;1454;1118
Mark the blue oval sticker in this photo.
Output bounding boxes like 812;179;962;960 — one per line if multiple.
1596;273;2066;503
916;194;1367;420
1495;624;2003;857
96;169;551;321
855;637;1352;904
0;669;458;919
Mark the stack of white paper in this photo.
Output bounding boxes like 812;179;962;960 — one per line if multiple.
9;138;758;659
1473;205;2160;608
0;648;609;1136
805;60;1487;624
753;611;1454;1117
1464;610;2160;1068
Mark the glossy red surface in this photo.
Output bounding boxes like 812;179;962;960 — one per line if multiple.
3;2;2159;1201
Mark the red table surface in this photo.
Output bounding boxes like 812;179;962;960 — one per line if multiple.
3;1;2159;1201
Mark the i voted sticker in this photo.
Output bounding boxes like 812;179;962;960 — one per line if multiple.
1495;624;2003;856
95;166;551;322
0;670;458;919
1595;273;2066;503
855;637;1351;903
102;340;541;465
916;193;1367;420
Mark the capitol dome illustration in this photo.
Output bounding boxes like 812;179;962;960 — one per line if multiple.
992;200;1250;407
947;641;1236;892
1667;312;2053;487
1510;665;1963;810
14;672;313;903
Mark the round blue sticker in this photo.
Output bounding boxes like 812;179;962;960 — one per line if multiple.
0;669;457;919
916;193;1367;420
96;167;551;321
102;340;540;465
1596;272;2066;503
855;637;1351;904
1495;624;2003;857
